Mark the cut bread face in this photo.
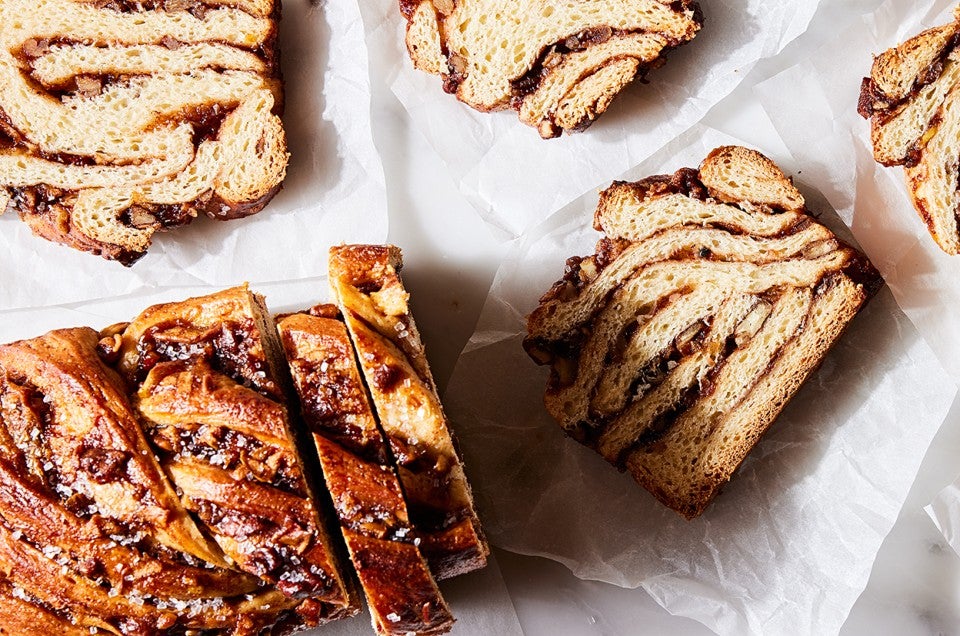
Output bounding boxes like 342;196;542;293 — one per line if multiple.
0;0;288;264
859;7;960;254
279;308;454;636
401;0;702;138
329;245;489;579
525;146;882;519
104;285;359;630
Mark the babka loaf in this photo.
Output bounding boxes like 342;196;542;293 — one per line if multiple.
279;308;454;636
524;147;883;519
0;0;288;264
329;245;489;579
99;285;359;630
0;327;317;635
859;7;960;254
0;267;488;633
401;0;702;138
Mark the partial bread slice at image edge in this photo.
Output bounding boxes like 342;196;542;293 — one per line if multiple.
858;8;960;254
0;0;288;263
401;0;702;138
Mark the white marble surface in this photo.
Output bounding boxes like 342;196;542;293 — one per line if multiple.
368;1;960;633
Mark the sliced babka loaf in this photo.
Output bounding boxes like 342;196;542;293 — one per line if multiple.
401;0;702;138
0;0;288;264
99;285;358;630
279;307;454;636
524;146;882;519
859;7;960;254
329;245;489;579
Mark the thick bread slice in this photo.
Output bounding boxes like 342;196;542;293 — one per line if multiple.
279;308;454;636
525;147;882;519
0;328;302;635
859;7;960;254
102;285;359;630
401;0;702;138
329;245;489;579
0;0;288;264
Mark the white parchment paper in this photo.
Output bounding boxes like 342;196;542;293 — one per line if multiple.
0;0;388;311
0;280;524;636
927;478;960;562
443;124;958;635
358;0;821;238
754;0;960;382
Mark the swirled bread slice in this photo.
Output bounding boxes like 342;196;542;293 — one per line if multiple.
329;245;488;579
279;308;454;636
524;147;882;519
99;285;359;630
401;0;702;138
859;8;960;254
0;327;308;635
0;0;287;264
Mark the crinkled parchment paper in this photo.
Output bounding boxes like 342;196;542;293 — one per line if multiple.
358;0;820;237
755;0;960;382
0;0;387;311
442;124;958;635
927;477;960;562
0;279;524;636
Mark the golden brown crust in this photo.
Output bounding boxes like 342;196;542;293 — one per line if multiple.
0;278;485;631
0;328;225;566
0;578;92;636
106;290;355;630
279;311;454;636
329;245;489;579
109;286;357;629
0;327;310;634
525;147;882;519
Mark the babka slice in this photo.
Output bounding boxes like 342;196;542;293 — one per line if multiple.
401;0;702;138
0;0;287;264
329;245;488;579
99;285;358;629
0;328;297;635
524;146;882;519
278;307;454;636
859;8;960;254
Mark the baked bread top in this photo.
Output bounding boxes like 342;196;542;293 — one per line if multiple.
0;327;312;635
0;0;288;264
525;147;882;518
402;0;702;138
859;7;960;254
101;285;358;630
